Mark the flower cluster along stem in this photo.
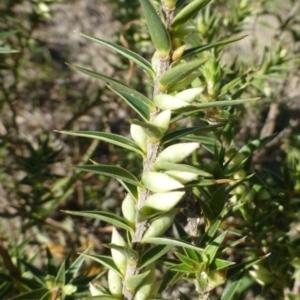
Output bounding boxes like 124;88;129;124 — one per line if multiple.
122;4;176;300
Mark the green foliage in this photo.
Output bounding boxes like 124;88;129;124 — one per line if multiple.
1;0;300;299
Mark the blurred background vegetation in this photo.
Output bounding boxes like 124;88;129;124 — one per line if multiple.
0;0;299;299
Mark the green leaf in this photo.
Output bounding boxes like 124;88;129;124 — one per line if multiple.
198;197;214;221
210;185;226;216
9;288;49;300
203;231;227;264
201;213;226;246
20;259;47;279
186;178;231;188
125;270;151;290
210;259;235;271
0;47;19;54
46;247;57;276
169;271;186;286
227;255;270;279
64;210;133;233
169;263;196;272
182;36;247;59
58;131;144;156
220;279;242;300
0;30;18;39
144;237;203;252
138;0;171;58
194;98;259;109
55;260;65;286
65;252;87;284
68;65;152;106
175;252;199;267
153;161;212;177
108;86;150;121
118;180;138;200
162;125;222;142
239;134;276;155
159;58;207;91
172;0;213;27
131;119;163;143
140;244;173;268
82;296;117;300
74;164;143;188
104;244;139;263
80;33;154;77
78;253;122;276
180;292;193;300
174;218;189;238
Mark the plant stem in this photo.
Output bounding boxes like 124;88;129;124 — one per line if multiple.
122;4;175;300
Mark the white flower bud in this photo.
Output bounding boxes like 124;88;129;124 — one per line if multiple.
142;172;183;193
140;191;185;215
108;269;123;297
142;210;177;242
152;110;171;133
122;194;136;228
153;94;189;110
156;143;199;164
89;283;104;296
130;124;147;153
175;87;204;103
165;170;198;183
111;228;127;275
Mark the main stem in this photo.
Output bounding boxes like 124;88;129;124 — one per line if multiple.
123;4;175;300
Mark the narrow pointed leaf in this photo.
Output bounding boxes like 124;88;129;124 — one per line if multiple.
9;288;49;300
182;36;247;59
210;259;235;271
140;244;173;268
154;161;212;177
80;33;154;77
64;210;133;233
65;250;87;283
163;125;222;142
194;98;259;109
55;260;65;286
78;253;122;276
175;252;199;267
125;270;151;290
159;58;207;91
203;231;227;264
169;271;186;286
169;263;195;272
58;131;144;156
40;292;52;300
68;65;152;106
74;164;143;187
0;47;19;54
108;86;150;121
144;237;203;252
172;0;213;27
220;279;242;300
119;179;138;200
239;134;276;155
210;185;226;216
20;259;47;278
46;247;56;276
0;30;18;39
82;296;116;300
139;0;171;58
227;255;270;279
